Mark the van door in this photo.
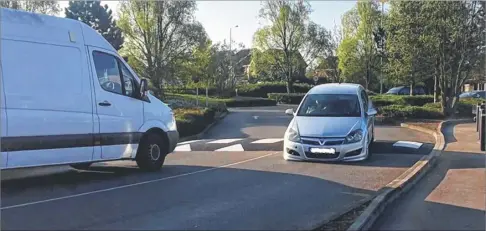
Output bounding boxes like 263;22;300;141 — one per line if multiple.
0;63;7;168
1;39;94;168
88;47;144;160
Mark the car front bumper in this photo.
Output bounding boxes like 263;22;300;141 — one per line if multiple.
167;130;179;153
283;138;368;162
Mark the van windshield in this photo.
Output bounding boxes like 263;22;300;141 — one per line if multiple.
297;94;361;117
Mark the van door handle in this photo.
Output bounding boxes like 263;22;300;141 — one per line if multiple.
98;101;111;106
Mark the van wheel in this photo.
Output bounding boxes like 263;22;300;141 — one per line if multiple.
70;163;92;170
136;133;167;171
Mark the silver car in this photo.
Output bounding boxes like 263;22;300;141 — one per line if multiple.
283;83;377;162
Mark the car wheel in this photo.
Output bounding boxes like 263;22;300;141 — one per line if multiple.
364;137;373;161
136;133;167;171
70;163;92;170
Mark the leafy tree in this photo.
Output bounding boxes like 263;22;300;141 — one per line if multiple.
338;2;381;90
420;1;485;115
117;0;208;97
253;0;331;93
65;1;124;50
0;1;60;15
385;1;434;95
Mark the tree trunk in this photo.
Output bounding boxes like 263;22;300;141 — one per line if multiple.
433;74;437;103
410;81;414;96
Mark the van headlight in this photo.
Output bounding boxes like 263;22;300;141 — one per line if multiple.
286;121;301;143
345;129;363;144
168;115;177;131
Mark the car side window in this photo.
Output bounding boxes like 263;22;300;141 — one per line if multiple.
360;90;368;113
399;88;409;95
119;62;139;98
92;51;123;95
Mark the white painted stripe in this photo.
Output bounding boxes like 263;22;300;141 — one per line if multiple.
208;138;242;144
393;141;423;149
174;144;191;152
253;116;259;120
177;140;202;145
1;152;278;210
215;144;245;152
251;138;284;144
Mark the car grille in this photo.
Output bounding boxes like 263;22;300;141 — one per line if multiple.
301;137;345;146
304;152;340;159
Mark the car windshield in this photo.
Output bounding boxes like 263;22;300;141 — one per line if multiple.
386;87;401;94
297;94;361;117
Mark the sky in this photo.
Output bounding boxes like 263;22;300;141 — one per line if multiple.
58;1;357;48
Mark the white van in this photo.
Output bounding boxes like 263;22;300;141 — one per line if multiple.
0;8;179;171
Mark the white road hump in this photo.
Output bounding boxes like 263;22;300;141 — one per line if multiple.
215;144;245;151
174;144;191;152
208;138;242;144
393;141;423;149
251;138;284;144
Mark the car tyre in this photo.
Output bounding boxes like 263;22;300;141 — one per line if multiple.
136;133;167;171
70;163;92;170
364;137;373;161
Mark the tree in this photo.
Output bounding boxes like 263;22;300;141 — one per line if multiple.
420;1;485;116
117;1;208;97
338;2;381;90
65;1;124;50
385;1;434;95
0;1;60;15
253;0;331;93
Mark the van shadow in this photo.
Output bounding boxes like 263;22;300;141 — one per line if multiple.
2;164;376;230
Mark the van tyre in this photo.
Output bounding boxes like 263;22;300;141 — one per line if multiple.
136;133;167;171
70;163;92;170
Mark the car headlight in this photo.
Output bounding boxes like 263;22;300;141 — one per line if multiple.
345;129;363;144
286;121;301;143
168;114;177;131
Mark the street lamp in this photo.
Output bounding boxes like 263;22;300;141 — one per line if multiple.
380;0;387;94
229;25;239;85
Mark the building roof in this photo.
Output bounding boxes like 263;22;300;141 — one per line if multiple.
308;83;362;95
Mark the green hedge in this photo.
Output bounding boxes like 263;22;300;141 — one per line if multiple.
165;93;276;108
423;98;483;117
370;95;434;107
225;97;276;107
175;108;217;138
380;104;444;119
237;82;312;98
267;93;306;104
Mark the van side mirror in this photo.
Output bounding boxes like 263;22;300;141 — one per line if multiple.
285;108;295;116
140;79;148;97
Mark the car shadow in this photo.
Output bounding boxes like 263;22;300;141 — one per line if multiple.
2;163;376;230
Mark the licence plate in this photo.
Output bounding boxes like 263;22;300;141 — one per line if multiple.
309;147;336;154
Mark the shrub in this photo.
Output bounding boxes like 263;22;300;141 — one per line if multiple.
175;108;217;138
267;93;306;104
224;97;276;107
380;104;444;119
370;95;434;107
237;82;312;98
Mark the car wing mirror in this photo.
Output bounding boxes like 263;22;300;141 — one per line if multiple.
285;108;295;116
140;79;148;98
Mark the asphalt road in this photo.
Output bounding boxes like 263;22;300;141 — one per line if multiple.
1;106;436;230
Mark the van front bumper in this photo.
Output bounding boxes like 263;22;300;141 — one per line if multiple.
283;138;368;162
167;130;179;153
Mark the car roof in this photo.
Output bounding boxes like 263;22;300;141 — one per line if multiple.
307;83;361;95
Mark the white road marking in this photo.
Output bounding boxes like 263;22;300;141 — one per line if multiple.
215;144;245;152
393;141;423;149
207;138;242;144
177;140;202;145
174;144;191;152
251;138;284;144
1;152;278;210
253;116;259;120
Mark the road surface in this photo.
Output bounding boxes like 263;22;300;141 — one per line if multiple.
1;106;435;230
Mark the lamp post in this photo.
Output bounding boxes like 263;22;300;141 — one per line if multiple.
229;25;238;86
